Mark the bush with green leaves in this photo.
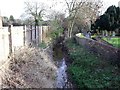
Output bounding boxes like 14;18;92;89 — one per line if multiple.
49;20;63;42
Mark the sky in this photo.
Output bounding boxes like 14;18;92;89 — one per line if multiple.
0;0;119;19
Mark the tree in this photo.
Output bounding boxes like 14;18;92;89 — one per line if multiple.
64;0;102;38
2;16;9;26
9;15;15;24
64;0;83;38
24;1;45;25
23;17;34;25
93;5;120;36
48;11;64;43
76;0;102;32
13;19;23;26
24;1;45;40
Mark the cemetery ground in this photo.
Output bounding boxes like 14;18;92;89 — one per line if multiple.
102;37;120;48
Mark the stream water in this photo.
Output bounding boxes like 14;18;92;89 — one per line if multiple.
56;58;67;88
53;45;73;88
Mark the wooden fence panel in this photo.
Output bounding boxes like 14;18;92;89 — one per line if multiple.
0;27;9;62
0;25;50;61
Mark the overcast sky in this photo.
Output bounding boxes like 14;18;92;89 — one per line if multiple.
0;0;119;19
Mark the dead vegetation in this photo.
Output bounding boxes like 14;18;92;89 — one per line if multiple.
0;46;57;88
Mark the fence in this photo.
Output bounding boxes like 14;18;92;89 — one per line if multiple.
0;25;50;62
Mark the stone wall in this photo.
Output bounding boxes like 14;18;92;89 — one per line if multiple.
75;36;120;66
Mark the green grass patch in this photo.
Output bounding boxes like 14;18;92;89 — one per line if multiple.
66;39;120;88
102;37;120;48
91;34;97;38
39;41;47;49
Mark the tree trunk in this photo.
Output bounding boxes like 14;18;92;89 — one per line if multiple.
68;10;77;38
69;20;75;38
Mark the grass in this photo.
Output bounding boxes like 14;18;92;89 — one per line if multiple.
91;34;97;38
102;37;120;48
39;41;47;49
66;38;120;88
76;33;97;39
76;33;85;38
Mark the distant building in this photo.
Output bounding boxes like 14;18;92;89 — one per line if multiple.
0;16;2;28
118;1;120;7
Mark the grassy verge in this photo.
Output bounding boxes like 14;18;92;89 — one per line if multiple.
102;37;120;48
66;38;120;88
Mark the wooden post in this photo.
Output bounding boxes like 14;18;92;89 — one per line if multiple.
35;19;37;44
30;25;32;42
35;25;36;40
8;25;12;56
41;26;43;43
23;25;26;46
37;26;39;45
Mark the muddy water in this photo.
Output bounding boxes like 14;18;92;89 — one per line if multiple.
53;45;73;88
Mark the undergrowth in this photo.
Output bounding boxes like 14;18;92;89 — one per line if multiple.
66;38;120;88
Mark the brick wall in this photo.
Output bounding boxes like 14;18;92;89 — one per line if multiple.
75;36;120;66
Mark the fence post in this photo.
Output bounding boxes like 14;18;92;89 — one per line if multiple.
23;25;26;46
41;26;43;43
8;25;12;56
35;26;36;40
37;26;39;45
30;25;32;42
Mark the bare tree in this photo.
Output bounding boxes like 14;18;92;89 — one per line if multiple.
65;0;103;38
64;0;85;38
76;0;103;32
24;1;45;40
